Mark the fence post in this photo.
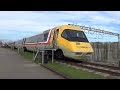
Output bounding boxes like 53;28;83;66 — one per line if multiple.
118;35;120;49
118;35;120;67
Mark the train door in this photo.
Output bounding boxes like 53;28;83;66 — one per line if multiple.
23;38;27;51
23;38;26;45
53;29;59;48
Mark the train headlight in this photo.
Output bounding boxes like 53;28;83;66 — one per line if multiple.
86;52;92;55
75;52;82;55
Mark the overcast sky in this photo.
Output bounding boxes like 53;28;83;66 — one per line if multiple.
0;11;120;42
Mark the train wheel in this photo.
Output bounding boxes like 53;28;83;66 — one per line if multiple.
55;50;64;60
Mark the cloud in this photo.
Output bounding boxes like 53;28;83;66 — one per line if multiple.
0;11;120;42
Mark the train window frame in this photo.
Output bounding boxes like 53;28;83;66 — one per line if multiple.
61;29;89;42
61;30;68;40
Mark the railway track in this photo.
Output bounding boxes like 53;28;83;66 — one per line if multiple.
57;60;120;77
83;61;120;70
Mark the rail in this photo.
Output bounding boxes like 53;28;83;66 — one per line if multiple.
57;59;120;77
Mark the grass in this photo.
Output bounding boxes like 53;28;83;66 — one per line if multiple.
8;48;111;79
23;51;43;64
23;51;33;60
46;62;109;79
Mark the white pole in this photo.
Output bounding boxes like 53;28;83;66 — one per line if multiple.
33;50;39;61
52;50;54;63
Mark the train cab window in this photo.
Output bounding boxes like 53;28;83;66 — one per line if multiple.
44;32;49;42
69;30;86;38
61;30;68;39
61;29;89;42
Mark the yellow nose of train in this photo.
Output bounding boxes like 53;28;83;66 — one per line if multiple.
66;42;93;55
71;42;93;53
64;42;93;60
56;25;94;60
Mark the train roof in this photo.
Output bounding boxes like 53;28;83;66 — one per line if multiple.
58;24;82;30
14;24;82;42
25;29;50;39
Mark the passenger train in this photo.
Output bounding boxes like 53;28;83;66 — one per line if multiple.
11;24;93;60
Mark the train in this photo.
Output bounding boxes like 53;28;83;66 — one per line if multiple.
9;24;94;60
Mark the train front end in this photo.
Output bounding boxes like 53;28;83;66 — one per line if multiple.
58;25;93;60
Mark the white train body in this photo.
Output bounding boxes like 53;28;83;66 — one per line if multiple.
24;29;53;51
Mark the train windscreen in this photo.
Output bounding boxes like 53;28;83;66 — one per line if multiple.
61;29;89;42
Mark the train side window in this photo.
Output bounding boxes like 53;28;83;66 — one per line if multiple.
37;34;42;42
44;32;49;42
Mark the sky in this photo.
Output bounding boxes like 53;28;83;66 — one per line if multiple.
0;11;120;42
